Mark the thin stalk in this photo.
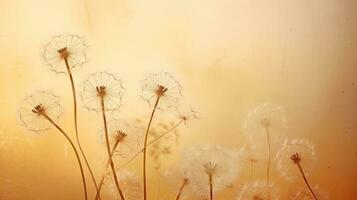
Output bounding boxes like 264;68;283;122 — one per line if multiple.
175;179;188;200
97;119;184;196
209;174;213;200
143;96;161;200
43;114;87;200
64;59;101;199
95;140;120;200
296;163;319;200
100;97;126;200
265;127;271;200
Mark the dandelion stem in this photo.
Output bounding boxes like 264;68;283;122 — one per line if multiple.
64;58;101;199
175;179;188;200
143;96;161;200
265;127;271;200
99;119;184;186
209;174;213;200
43;114;88;200
95;140;120;200
296;163;319;200
100;97;126;200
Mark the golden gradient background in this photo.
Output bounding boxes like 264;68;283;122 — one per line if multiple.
1;0;357;199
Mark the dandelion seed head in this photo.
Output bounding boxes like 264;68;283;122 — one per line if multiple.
162;168;192;199
275;138;316;181
182;145;243;196
43;34;87;73
243;103;287;152
175;103;199;126
19;91;62;133
141;72;182;110
81;72;124;112
236;180;280;200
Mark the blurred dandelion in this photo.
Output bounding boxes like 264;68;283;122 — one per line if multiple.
43;34;100;195
275;138;318;199
182;145;243;200
18;91;88;200
140;72;182;200
106;171;143;200
81;72;126;199
236;180;280;200
290;185;328;200
43;34;87;74
81;72;124;112
243;102;287;198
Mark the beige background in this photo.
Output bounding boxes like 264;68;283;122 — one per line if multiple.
0;0;357;199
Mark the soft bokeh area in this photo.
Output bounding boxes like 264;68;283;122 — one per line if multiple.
1;0;356;199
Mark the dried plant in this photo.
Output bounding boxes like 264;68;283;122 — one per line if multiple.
236;180;280;200
43;34;100;197
81;72;126;200
243;102;287;199
275;138;317;199
140;72;182;200
19;91;88;199
182;145;243;200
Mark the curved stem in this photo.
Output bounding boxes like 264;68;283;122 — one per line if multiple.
143;96;160;200
100;97;126;200
175;179;188;200
43;114;88;200
95;140;120;200
64;59;101;199
265;127;271;200
297;163;319;200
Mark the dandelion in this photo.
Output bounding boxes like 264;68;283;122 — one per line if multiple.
95;121;142;200
43;34;99;196
140;72;182;200
18;91;87;199
81;72;126;200
243;103;287;199
275;138;318;200
182;145;243;200
106;171;143;200
43;34;87;74
81;72;124;112
236;180;280;200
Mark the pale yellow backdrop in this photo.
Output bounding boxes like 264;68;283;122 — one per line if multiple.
0;0;356;199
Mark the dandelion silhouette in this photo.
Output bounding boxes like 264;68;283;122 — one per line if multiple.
81;72;126;200
275;138;317;200
244;103;287;199
236;180;280;200
43;34;100;197
43;34;87;74
140;72;182;200
182;145;243;200
19;91;88;200
95;121;141;200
